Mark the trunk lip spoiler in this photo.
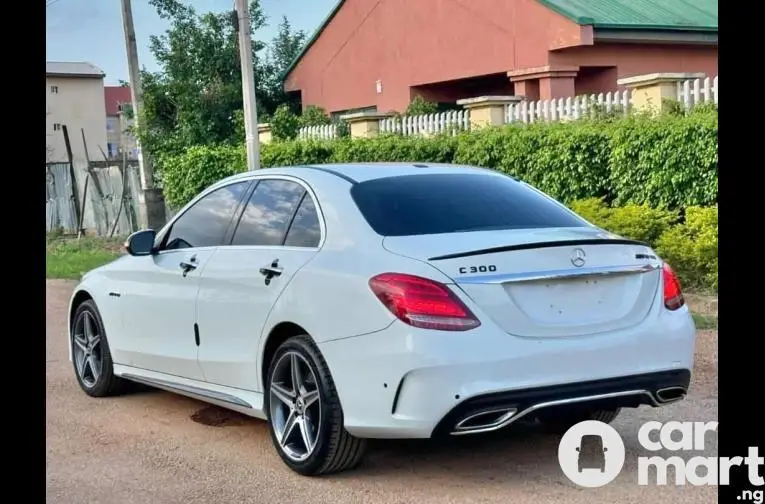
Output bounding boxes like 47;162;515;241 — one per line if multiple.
428;238;649;261
454;262;660;285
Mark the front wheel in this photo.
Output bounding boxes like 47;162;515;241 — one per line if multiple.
265;335;367;476
71;300;129;397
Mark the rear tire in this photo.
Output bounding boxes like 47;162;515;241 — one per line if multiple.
265;334;367;476
71;300;129;397
537;407;621;434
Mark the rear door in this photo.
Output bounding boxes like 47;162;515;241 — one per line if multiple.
195;177;324;392
350;172;662;338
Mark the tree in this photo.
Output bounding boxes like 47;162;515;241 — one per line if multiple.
138;0;269;167
270;16;306;74
260;16;306;114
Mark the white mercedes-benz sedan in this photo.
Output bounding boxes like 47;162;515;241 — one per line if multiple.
68;163;696;475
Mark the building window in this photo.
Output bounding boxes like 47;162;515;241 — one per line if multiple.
53;123;62;131
50;85;59;94
107;143;117;158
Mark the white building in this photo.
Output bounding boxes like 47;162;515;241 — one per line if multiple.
46;62;108;164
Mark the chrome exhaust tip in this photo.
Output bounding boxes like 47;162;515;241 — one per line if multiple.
655;386;687;404
451;408;518;435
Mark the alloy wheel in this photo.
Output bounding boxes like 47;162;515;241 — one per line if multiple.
72;311;103;388
269;351;322;462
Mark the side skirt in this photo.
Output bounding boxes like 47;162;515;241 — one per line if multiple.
113;364;267;420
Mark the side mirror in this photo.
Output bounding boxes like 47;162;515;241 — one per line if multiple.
125;229;157;256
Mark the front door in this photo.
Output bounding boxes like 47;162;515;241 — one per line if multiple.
113;180;251;380
196;177;324;392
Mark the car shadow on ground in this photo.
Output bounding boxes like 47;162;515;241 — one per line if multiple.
116;384;713;485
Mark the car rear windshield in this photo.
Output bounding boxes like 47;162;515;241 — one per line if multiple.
350;173;588;237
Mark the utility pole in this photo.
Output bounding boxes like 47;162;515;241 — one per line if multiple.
120;0;166;230
234;0;261;170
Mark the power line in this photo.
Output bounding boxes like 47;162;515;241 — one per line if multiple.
46;0;64;8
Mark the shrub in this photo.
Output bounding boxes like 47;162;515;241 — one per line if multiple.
270;104;301;141
406;96;439;116
455;122;613;203
569;198;678;245
608;112;717;209
656;206;718;291
300;105;331;127
162;144;245;208
162;109;717;211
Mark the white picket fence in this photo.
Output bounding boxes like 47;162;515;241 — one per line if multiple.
678;75;718;107
298;124;339;140
505;90;632;124
505;75;718;124
293;75;718;139
379;110;470;136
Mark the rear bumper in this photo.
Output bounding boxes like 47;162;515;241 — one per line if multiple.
431;369;690;437
318;305;695;439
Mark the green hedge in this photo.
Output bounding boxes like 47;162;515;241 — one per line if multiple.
161;108;717;211
160;111;717;291
570;198;717;292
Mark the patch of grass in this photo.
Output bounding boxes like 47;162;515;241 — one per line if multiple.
46;235;125;279
692;312;718;330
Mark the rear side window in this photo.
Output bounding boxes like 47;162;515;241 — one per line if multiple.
284;196;321;247
350;173;588;237
231;179;306;246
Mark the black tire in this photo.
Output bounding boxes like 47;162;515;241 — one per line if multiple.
71;299;129;397
265;334;367;476
537;407;621;434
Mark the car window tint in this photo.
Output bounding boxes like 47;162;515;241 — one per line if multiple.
284;195;321;247
231;179;306;246
163;181;249;250
350;173;588;237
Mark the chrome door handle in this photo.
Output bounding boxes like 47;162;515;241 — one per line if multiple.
258;266;283;277
179;260;197;277
259;259;282;285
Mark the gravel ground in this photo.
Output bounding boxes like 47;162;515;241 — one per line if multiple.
46;280;718;504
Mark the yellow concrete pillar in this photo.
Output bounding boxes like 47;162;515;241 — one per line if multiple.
617;73;706;114
339;112;394;139
456;96;523;129
258;123;272;144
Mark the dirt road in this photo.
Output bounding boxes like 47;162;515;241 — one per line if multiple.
46;280;718;504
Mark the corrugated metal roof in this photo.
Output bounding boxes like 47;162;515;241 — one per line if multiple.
538;0;717;31
46;61;105;78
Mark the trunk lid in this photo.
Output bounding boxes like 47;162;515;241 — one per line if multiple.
383;227;662;338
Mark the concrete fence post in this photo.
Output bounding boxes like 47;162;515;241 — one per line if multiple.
456;96;523;129
257;123;272;145
617;73;706;114
339;112;396;139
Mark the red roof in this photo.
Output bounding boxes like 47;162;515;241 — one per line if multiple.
104;86;132;116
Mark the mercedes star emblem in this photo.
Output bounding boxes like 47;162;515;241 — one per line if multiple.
571;248;586;268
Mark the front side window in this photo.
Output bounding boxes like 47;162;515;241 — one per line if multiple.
163;181;249;250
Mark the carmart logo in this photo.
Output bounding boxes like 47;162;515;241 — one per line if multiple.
558;420;764;497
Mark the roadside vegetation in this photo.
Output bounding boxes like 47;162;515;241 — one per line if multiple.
46;233;124;280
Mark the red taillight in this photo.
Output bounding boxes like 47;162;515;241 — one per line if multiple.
368;273;481;331
662;263;685;310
